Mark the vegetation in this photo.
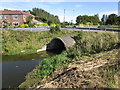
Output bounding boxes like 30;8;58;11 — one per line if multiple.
76;13;120;26
19;31;120;88
2;29;78;55
49;25;61;33
102;63;119;88
19;24;29;28
74;31;119;54
29;8;60;25
30;49;119;88
101;14;120;25
76;14;100;25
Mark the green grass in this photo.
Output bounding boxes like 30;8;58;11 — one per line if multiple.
74;31;119;54
103;63;119;88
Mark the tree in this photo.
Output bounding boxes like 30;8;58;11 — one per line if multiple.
2;20;8;28
106;14;117;25
48;21;52;26
76;14;100;25
117;16;120;25
26;15;33;24
30;8;60;24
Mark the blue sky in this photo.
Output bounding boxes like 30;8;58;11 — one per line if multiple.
0;2;118;23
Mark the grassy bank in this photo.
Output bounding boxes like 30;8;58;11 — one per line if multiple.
2;29;78;55
19;31;120;88
33;49;120;88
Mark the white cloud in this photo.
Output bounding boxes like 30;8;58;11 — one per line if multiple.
75;4;83;8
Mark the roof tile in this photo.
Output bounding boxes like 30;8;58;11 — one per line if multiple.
0;10;31;15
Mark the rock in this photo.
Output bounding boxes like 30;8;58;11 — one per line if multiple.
21;50;26;53
16;66;19;68
37;45;46;52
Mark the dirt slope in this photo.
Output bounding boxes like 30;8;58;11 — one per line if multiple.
33;49;120;89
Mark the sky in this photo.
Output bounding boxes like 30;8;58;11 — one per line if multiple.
0;2;119;23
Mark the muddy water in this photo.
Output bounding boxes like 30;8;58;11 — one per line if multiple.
2;51;54;88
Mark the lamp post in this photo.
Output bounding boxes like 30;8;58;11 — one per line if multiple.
73;9;74;26
73;10;75;30
63;9;66;27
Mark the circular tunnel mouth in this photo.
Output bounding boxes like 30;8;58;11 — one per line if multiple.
46;38;66;54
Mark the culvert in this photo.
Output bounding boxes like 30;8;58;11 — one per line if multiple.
37;36;76;53
46;36;76;51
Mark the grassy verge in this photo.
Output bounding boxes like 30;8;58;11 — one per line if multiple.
2;29;78;55
19;31;120;88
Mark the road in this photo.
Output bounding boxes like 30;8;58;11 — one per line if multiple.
1;27;120;32
62;27;120;32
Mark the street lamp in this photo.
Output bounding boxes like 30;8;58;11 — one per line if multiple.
73;10;74;26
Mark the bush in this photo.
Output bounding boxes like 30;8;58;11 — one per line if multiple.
55;25;61;32
49;26;55;33
38;51;71;79
49;25;61;33
40;23;48;26
28;22;35;27
9;26;15;28
19;24;29;28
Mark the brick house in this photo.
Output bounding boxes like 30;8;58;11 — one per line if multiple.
0;10;31;27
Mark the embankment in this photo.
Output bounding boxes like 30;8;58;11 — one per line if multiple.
2;29;78;55
19;31;120;88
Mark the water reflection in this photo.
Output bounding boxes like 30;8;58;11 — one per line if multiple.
2;51;54;88
2;51;54;62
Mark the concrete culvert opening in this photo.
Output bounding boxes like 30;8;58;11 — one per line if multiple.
46;36;75;54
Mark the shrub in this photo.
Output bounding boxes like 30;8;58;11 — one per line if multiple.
28;22;35;27
40;23;48;26
55;25;61;32
49;26;55;33
38;51;70;79
9;26;15;28
49;25;61;33
19;24;29;28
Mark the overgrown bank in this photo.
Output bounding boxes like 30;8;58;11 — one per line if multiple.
33;49;120;88
2;29;78;55
19;31;120;88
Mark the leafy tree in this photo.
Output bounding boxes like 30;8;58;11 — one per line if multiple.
2;20;8;28
26;15;33;24
106;14;117;25
117;16;120;25
101;14;107;25
76;14;100;25
29;8;60;24
48;21;52;26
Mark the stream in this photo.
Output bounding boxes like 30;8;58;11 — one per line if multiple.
2;51;55;88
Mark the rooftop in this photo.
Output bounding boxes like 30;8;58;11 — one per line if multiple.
0;10;31;15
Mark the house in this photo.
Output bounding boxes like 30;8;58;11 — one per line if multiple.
0;10;31;27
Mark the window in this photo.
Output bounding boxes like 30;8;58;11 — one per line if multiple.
12;15;18;20
0;16;3;19
13;22;19;26
4;16;8;19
